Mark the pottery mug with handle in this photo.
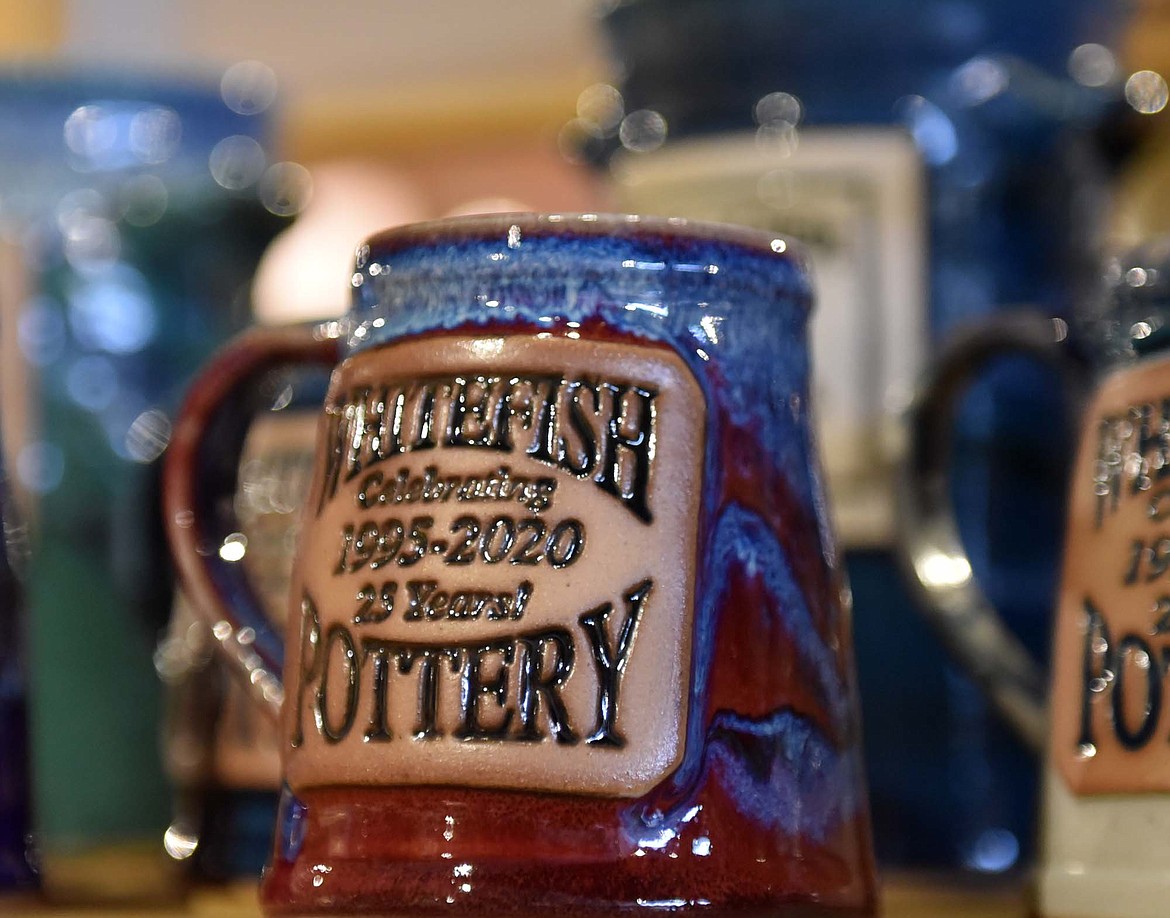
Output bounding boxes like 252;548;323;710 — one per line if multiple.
896;239;1170;916
163;213;875;915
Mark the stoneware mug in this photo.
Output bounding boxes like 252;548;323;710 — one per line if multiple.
163;213;875;915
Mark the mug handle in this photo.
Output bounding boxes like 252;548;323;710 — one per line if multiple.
895;310;1090;752
162;321;342;720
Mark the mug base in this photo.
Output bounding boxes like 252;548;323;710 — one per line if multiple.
259;786;875;916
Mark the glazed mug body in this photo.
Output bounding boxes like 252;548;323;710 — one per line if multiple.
164;214;875;915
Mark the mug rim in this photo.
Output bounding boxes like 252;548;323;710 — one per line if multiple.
359;212;808;265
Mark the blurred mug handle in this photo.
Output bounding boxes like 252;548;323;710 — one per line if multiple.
895;310;1091;752
162;321;342;720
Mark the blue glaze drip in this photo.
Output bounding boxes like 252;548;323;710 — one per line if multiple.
706;708;854;843
705;503;849;733
275;785;308;863
621;503;857;848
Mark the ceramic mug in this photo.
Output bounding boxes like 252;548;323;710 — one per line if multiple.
163;213;875;915
894;246;1170;916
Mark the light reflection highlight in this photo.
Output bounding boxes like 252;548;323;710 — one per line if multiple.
221;60;279;115
1126;266;1151;287
64;105;117;163
469;338;505;359
119;174;169;227
219;532;248;563
623;301;669;317
899;96;958;166
209;134;267;189
163;824;198;860
963;827;1019;874
259;162;312;216
1126;70;1169;114
754;91;802;127
619;109;668;153
951;57;1009;106
67;263;156;354
125;408;171;463
1069;43;1116;88
310;862;332;888
577;83;624;135
64;102;181;171
57;188;120;270
127;106;181;165
918;549;972;588
1131;321;1154;340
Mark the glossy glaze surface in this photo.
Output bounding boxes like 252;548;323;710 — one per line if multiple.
250;214;873;914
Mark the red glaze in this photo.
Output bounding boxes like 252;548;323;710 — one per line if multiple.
260;338;875;916
261;786;873;916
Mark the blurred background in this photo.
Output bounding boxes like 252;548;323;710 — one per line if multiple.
0;0;1167;910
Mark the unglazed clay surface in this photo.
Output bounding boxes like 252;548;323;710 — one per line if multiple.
284;334;703;796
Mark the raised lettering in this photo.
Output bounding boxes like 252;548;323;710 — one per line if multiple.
1112;634;1161;750
316;624;360;744
579;579;652;747
362;639;396;742
516;629;577;744
292;594;322;748
397;646;461;739
456;640;516;740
